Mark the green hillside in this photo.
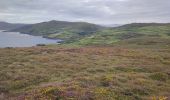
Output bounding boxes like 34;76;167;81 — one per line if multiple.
65;23;170;45
10;20;104;41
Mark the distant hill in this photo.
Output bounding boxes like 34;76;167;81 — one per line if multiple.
65;23;170;45
101;24;122;27
119;23;170;28
0;22;27;30
8;22;170;46
10;20;105;41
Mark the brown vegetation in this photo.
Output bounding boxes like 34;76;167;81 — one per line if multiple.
0;45;170;100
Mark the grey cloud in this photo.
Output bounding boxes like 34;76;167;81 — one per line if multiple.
0;0;170;24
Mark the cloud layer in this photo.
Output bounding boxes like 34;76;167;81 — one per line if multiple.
0;0;170;24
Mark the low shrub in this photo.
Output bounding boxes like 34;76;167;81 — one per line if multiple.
149;73;168;81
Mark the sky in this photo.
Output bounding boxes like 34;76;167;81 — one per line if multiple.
0;0;170;24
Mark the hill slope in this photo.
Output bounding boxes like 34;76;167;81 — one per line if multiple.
0;22;27;30
10;20;105;41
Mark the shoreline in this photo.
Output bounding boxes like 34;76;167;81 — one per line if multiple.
0;30;63;48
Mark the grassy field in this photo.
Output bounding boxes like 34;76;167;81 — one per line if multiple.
0;39;170;100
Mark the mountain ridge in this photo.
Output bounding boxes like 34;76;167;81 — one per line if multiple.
0;21;28;30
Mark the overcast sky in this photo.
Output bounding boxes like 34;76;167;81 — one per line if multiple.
0;0;170;24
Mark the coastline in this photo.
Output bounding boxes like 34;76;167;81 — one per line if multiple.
0;30;63;48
